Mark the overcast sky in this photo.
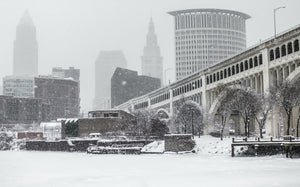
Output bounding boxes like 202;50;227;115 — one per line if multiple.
0;0;299;113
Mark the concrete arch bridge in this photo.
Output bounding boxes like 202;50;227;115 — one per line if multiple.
115;25;300;137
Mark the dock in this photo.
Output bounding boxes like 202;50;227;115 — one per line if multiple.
231;137;300;158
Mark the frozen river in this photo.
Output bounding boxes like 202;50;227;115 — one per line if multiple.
1;151;300;187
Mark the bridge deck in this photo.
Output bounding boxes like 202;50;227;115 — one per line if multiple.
231;138;300;157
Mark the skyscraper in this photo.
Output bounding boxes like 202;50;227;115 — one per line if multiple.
111;67;161;108
13;11;38;76
141;18;163;85
168;9;250;80
94;51;127;109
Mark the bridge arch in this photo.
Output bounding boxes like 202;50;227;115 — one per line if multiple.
287;66;300;82
156;108;170;119
207;84;246;134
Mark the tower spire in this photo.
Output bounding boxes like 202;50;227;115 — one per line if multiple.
141;18;163;85
19;10;34;26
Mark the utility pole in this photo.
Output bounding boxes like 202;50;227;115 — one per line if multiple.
274;6;285;37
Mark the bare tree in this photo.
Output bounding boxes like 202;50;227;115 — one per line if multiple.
131;109;169;139
173;97;203;137
230;88;261;137
216;87;237;140
130;109;156;136
255;94;272;138
269;79;300;135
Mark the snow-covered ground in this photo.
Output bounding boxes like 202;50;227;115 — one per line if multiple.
1;136;300;187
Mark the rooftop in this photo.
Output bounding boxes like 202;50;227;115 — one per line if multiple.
168;8;250;19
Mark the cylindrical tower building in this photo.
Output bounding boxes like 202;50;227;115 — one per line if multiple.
168;9;250;80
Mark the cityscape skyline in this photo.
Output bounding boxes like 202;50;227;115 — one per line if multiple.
0;0;299;113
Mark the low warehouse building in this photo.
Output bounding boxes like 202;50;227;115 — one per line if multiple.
61;110;136;138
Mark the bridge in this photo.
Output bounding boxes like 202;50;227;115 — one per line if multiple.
115;25;300;137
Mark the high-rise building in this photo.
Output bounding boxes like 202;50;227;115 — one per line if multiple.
141;18;163;85
52;67;80;81
13;10;38;76
168;9;250;80
111;67;161;108
94;51;127;110
3;76;34;98
35;76;80;120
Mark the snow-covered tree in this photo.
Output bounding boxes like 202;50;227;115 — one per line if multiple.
226;88;261;137
173;97;203;137
0;132;13;150
255;94;272;138
130;109;155;136
216;87;237;140
131;108;169;138
269;79;300;135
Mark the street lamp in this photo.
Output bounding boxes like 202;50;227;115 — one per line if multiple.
164;68;172;86
274;6;285;37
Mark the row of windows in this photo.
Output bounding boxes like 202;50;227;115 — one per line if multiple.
176;39;245;46
173;79;202;97
175;35;246;43
134;101;149;110
177;29;245;35
206;54;263;85
150;93;170;105
269;39;299;61
175;12;245;32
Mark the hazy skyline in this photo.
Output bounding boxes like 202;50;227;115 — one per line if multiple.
0;0;299;113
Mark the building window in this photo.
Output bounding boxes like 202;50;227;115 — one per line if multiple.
245;60;248;70
281;45;286;57
206;76;209;84
259;54;263;65
240;62;244;72
288;42;293;54
275;47;280;59
228;67;231;77
249;59;253;68
270;50;274;61
254;56;258;67
224;69;227;78
217;72;220;81
220;71;223;79
236;64;239;73
232;66;235;75
294;39;299;52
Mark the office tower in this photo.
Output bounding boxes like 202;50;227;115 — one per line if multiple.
13;11;38;76
168;9;250;80
111;67;161;108
35;76;80;120
141;18;163;85
94;51;127;109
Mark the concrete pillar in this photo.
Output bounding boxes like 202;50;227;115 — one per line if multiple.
261;48;271;94
169;89;173;117
279;67;284;82
252;76;256;90
255;75;259;92
260;74;264;94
